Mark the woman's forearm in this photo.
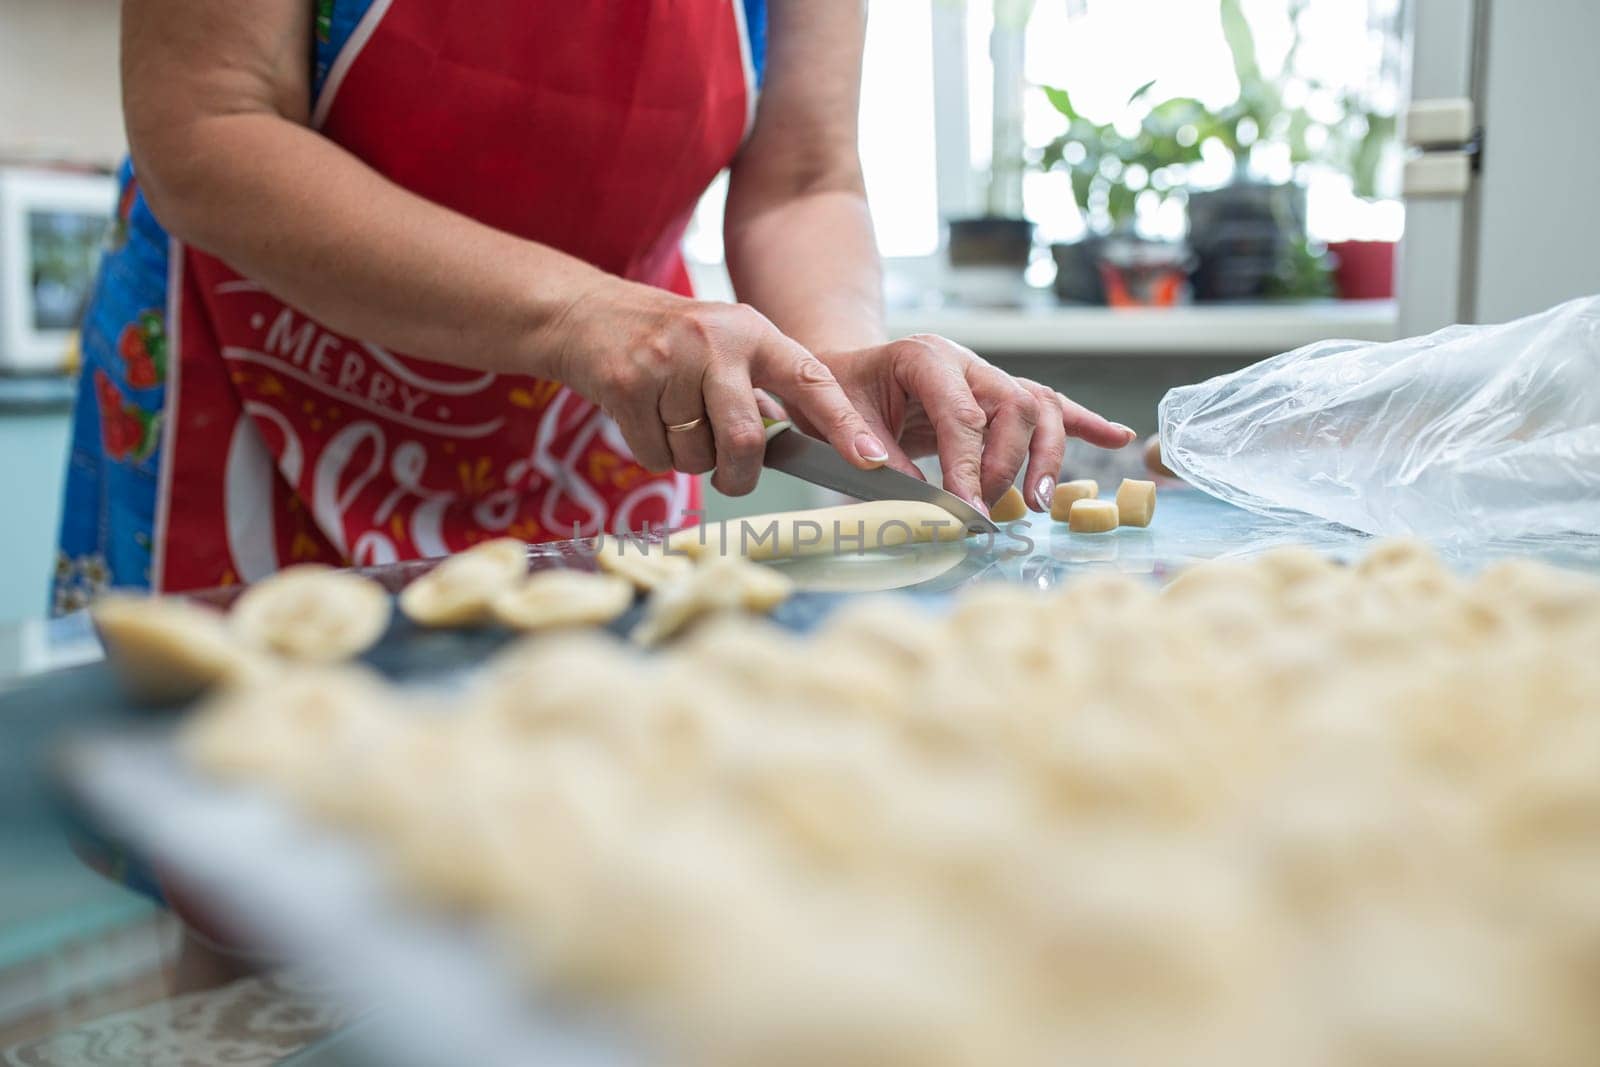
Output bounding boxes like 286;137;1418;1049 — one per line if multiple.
720;0;883;357
723;185;887;356
135;111;614;376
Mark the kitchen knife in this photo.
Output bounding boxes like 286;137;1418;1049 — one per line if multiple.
762;422;1000;536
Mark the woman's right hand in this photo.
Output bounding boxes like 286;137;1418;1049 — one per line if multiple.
541;279;890;497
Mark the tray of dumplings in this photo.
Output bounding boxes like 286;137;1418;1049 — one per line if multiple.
57;491;1600;1067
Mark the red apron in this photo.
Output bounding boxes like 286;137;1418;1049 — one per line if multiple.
152;0;756;591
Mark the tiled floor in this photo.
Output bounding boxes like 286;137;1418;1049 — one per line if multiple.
0;917;174;1052
2;967;356;1066
1;902;357;1067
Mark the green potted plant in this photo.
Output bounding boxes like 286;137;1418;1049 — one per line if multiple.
1037;81;1204;304
1185;0;1308;301
1187;0;1397;301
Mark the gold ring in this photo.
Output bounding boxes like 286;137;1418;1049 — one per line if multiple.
666;416;705;433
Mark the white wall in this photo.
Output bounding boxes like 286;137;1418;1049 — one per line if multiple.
0;0;121;624
1470;0;1600;323
0;0;124;166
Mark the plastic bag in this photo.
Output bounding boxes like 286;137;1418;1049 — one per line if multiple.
1159;295;1600;543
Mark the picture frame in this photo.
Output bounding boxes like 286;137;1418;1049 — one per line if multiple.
0;167;117;374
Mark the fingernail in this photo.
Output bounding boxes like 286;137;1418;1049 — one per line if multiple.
855;433;889;464
1035;476;1055;510
1112;422;1137;442
968;494;990;518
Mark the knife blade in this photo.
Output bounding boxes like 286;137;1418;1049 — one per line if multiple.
762;423;1000;535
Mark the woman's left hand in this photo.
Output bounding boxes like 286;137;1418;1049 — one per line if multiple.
787;335;1135;516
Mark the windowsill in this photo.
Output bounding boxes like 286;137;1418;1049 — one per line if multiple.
884;299;1399;357
687;258;1397;358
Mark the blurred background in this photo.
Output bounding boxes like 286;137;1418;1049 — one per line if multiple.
1;0;1597;629
695;0;1408;299
1;1;1598;1061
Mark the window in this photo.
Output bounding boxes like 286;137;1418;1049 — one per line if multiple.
1016;0;1406;244
685;0;1405;280
684;1;944;275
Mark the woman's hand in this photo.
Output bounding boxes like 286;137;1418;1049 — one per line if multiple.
711;6;1128;514
544;279;889;497
804;336;1136;514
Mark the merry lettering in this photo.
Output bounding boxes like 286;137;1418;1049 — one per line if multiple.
261;308;431;417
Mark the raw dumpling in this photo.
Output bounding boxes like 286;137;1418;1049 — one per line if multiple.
400;538;528;626
93;595;266;704
230;564;391;662
492;570;636;631
633;556;795;647
181;665;399;798
593;536;695;591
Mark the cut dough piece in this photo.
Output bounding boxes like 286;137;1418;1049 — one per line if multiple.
593;535;695;591
1144;436;1175;478
633;556;795;647
399;538;528;627
667;500;970;562
93;595;267;704
991;486;1027;523
492;570;636;631
230;564;391;662
1114;479;1157;528
1068;499;1119;533
1050;480;1099;522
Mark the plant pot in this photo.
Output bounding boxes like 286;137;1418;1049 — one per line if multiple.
1097;236;1194;308
1327;239;1397;300
1050;238;1106;304
946;216;1034;271
945;216;1034;307
1187;182;1307;303
1051;236;1192;306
